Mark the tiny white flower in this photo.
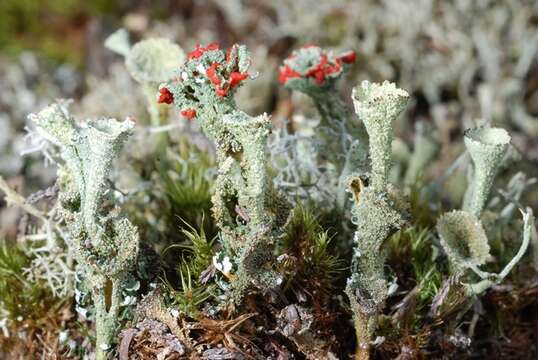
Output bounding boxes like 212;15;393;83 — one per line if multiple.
181;71;189;81
387;281;399;296
75;288;82;302
0;318;9;337
372;336;385;346
99;343;110;351
122;295;137;306
68;339;77;350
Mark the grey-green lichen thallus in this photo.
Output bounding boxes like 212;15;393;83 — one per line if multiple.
436;126;531;315
160;43;290;303
437;207;534;297
279;46;368;210
346;80;410;360
105;29;185;136
462;126;511;217
29;101;139;360
437;210;490;274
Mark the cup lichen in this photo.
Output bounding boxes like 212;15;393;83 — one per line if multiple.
161;43;290;301
462;126;511;217
346;80;410;360
29;101;138;360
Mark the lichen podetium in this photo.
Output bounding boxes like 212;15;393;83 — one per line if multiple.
160;43;291;303
29;101;139;360
346;80;410;360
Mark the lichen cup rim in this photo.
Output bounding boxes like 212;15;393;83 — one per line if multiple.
352;80;410;106
126;38;185;84
437;210;490;269
86;118;135;140
464;126;510;148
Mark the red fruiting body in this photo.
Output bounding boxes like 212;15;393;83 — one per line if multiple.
279;65;301;84
215;85;228;97
229;72;248;87
280;47;356;86
306;54;329;85
279;45;356;85
324;59;342;76
187;43;248;98
338;51;356;64
187;44;204;60
206;63;221;85
157;87;174;104
180;108;196;120
187;43;221;60
206;42;220;51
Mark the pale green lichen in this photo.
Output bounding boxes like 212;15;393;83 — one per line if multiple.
125;38;185;85
345;80;409;360
352;80;409;192
437;210;490;273
29;101;138;360
103;28;131;58
163;44;290;300
105;31;185;129
404;121;439;186
436;208;534;297
280;46;368;210
462;126;510;217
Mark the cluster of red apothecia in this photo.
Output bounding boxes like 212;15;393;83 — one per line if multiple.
158;44;357;120
157;43;250;120
279;45;356;86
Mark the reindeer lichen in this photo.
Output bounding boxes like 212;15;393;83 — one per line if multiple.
279;46;368;209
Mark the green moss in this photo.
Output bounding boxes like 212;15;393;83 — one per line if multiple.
161;146;215;235
387;227;443;304
279;205;345;301
162;222;217;317
0;242;57;322
164;265;214;318
0;0;120;66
